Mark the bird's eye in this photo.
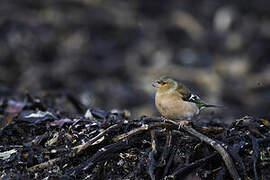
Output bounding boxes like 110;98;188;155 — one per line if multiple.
161;81;167;85
157;80;167;85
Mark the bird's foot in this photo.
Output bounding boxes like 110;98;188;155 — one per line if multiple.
161;116;169;122
177;120;190;130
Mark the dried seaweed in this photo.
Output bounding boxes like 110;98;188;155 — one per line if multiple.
1;97;270;180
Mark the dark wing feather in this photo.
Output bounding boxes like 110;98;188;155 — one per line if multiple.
187;94;207;109
176;84;221;109
186;94;222;109
176;84;191;101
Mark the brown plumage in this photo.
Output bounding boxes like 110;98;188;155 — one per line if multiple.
152;76;220;120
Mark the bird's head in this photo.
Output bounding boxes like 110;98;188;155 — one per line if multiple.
152;76;178;93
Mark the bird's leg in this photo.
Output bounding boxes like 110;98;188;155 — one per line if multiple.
161;116;169;122
161;117;190;129
177;120;190;130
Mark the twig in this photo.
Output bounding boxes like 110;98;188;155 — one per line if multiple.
27;124;120;172
248;134;259;180
113;118;240;180
158;130;172;167
27;157;61;172
150;129;157;154
142;116;162;123
228;141;247;177
113;122;175;142
180;124;241;180
163;147;176;177
73;124;120;154
78;139;129;172
258;137;270;143
194;125;224;134
216;166;226;180
113;124;150;142
148;130;157;180
166;152;218;179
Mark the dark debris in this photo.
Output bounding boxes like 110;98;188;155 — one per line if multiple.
1;96;270;180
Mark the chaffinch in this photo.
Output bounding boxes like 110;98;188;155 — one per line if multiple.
152;76;221;121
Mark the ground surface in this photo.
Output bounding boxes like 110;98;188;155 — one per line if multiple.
1;95;270;179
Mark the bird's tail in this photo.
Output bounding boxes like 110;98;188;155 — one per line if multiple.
204;104;224;108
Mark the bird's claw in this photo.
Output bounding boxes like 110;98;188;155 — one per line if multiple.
177;120;190;130
161;116;168;122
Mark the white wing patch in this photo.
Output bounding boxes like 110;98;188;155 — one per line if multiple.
189;94;200;102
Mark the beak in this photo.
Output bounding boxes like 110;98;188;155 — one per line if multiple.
152;81;160;88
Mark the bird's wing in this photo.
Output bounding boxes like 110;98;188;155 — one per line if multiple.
176;84;221;109
186;94;207;109
176;84;191;101
185;93;222;109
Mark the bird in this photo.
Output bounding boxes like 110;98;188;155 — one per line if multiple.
152;76;221;124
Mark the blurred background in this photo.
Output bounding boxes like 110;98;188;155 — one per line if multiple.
0;0;270;122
